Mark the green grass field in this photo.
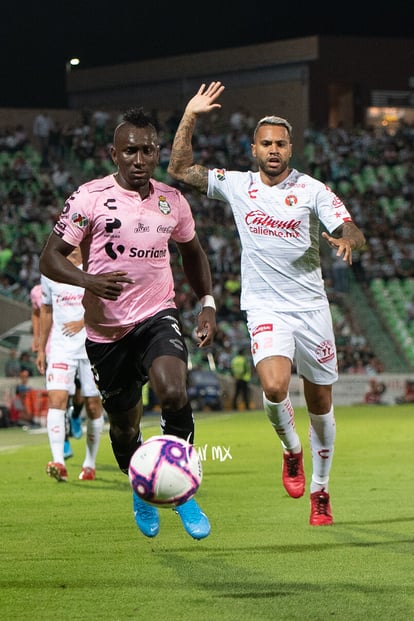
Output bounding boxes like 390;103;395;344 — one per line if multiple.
1;405;413;621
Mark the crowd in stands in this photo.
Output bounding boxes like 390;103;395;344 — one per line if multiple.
1;107;413;377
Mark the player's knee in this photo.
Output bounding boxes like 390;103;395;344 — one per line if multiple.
262;379;289;403
156;383;186;411
84;396;102;419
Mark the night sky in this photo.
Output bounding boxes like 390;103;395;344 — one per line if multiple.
2;0;413;108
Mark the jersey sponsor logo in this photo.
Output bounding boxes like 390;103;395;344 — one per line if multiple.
315;340;335;364
135;222;150;233
157;224;174;234
283;182;306;189
105;217;122;233
285;194;298;206
71;212;89;228
252;323;273;337
245;210;300;231
51;362;69;370
215;169;226;181
104;243;125;259
245;209;300;237
56;292;83;305
104;242;167;260
158;195;171;215
129;247;167;258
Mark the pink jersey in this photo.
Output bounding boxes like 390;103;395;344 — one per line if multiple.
53;174;195;342
30;283;43;311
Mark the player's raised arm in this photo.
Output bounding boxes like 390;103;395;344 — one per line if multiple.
167;82;225;193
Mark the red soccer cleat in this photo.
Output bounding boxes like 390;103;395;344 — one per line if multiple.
282;450;305;498
310;490;333;526
78;467;96;481
46;462;68;482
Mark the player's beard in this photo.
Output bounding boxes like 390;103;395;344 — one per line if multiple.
259;158;289;180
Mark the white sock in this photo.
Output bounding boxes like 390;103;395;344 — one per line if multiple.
82;415;104;469
47;408;66;464
309;408;336;493
263;393;301;453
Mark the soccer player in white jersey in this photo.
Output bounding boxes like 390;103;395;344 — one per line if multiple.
36;247;104;482
30;282;74;459
167;82;366;526
39;108;216;540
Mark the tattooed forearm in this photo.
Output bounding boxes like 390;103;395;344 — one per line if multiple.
172;114;197;153
335;222;366;249
185;166;209;192
168;112;209;193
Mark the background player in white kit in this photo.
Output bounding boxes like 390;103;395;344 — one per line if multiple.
36;247;104;482
167;82;366;525
31;282;76;459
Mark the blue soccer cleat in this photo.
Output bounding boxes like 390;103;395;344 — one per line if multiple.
70;415;83;439
64;439;73;459
175;498;211;540
133;492;160;538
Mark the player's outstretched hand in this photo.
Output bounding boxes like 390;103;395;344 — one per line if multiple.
322;232;354;265
185;82;225;116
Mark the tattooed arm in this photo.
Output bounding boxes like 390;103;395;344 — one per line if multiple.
167;81;225;193
322;222;366;265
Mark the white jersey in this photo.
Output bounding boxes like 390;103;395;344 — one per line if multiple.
208;168;353;312
40;269;88;360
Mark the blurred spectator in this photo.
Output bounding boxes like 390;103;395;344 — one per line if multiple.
4;349;21;377
364;378;387;404
395;379;414;404
9;369;35;427
33;111;55;168
19;351;37;376
230;348;252;411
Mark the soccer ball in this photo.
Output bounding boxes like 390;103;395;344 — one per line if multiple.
128;434;202;508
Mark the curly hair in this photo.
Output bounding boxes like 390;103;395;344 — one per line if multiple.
122;106;154;128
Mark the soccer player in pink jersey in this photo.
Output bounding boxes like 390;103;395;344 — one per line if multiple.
39;108;216;540
167;82;366;526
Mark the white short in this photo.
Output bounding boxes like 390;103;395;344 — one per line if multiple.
246;307;338;385
46;357;100;397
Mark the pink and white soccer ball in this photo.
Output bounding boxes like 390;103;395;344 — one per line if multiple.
128;434;203;508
